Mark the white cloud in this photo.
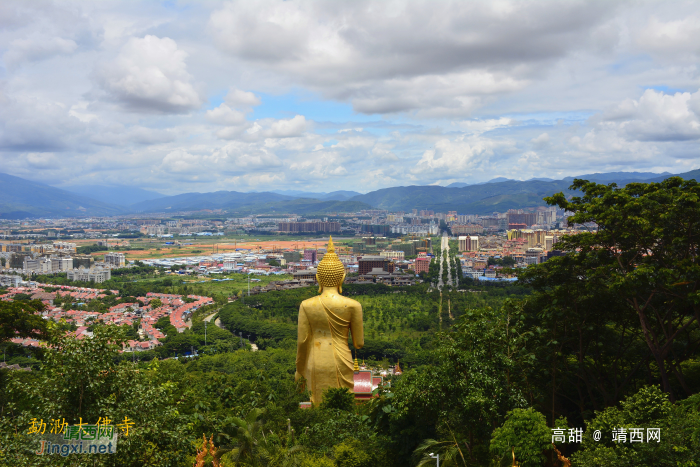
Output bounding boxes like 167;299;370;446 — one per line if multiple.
597;88;700;141
206;104;247;126
634;16;700;61
1;1;699;194
209;1;615;116
413;136;509;173
4;35;77;67
96;35;202;113
246;115;308;139
224;89;261;108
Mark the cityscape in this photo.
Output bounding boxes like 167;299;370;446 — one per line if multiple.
1;1;700;466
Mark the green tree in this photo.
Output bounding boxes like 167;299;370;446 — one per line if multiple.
490;408;552;466
572;386;700;467
0;300;47;344
320;387;355;412
544;177;700;400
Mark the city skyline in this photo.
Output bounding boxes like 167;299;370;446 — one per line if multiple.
1;1;699;195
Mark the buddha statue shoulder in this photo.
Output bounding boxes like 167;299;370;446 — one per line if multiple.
295;237;364;405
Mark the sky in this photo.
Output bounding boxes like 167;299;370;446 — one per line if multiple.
0;0;699;195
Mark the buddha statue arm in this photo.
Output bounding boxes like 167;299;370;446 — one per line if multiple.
295;303;310;381
350;304;364;350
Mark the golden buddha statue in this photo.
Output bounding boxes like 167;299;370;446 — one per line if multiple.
295;236;364;405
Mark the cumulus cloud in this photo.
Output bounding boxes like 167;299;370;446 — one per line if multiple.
413;136;511;174
2;1;699;193
209;1;615;116
206;104;247;126
225;89;261;108
597;88;700;142
245;115;308;139
96;35;202;113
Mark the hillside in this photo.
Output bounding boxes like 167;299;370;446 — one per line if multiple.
349;170;700;214
129;190;294;213
230;198;375;215
0;173;125;218
62;184;165;206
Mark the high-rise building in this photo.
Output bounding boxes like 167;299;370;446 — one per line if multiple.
303;249;317;263
104;252;126;268
458;236;479;252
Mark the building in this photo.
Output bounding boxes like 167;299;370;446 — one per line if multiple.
303;249;317;263
52;256;73;272
52;242;77;253
292;268;317;281
0;275;22;287
23;257;51;275
283;251;301;263
507;212;537;227
361;224;390;236
72;254;94;269
277;222;341;233
358;256;394;275
452;224;484;235
104;252;126;268
458;236;479;252
414;255;431;274
67;266;112;283
140;225;166;236
380;250;405;260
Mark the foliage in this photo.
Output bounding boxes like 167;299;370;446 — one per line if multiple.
544;177;700;401
572;386;700;467
0;299;47;343
76;244;109;254
1;325;190;466
320;388;355;412
490;408;552;466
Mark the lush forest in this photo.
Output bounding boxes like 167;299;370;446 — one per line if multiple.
2;177;700;466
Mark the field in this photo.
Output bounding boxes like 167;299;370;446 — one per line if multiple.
76;235;356;261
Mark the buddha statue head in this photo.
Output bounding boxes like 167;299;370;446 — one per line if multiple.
316;236;346;293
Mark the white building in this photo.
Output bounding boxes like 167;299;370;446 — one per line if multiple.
104;252;126;268
380;250;405;260
67;266;112;283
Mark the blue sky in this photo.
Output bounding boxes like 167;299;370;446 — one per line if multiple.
0;1;698;195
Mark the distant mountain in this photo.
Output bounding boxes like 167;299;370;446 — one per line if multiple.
446;182;470;188
129;191;294;213
564;171;673;182
232;198;374;215
487;177;515;183
348;169;700;215
61;185;165;206
0;172;125;219
270;190;362;201
130;190;371;215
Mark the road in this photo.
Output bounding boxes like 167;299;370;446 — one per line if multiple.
437;232;457;291
203;310;256;351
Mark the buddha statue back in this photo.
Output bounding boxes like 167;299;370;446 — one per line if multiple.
295;237;364;405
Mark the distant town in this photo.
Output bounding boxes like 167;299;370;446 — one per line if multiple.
0;205;590;290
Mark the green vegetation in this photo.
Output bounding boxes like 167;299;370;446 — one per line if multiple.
3;177;700;465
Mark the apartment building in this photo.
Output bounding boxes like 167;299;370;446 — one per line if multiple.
67;266;112;283
459;236;480;252
104;252;126;268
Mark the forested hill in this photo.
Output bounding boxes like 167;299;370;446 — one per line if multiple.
348;169;700;213
0;172;125;219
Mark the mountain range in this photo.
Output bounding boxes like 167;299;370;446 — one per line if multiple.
61;185;165;206
0;170;698;219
